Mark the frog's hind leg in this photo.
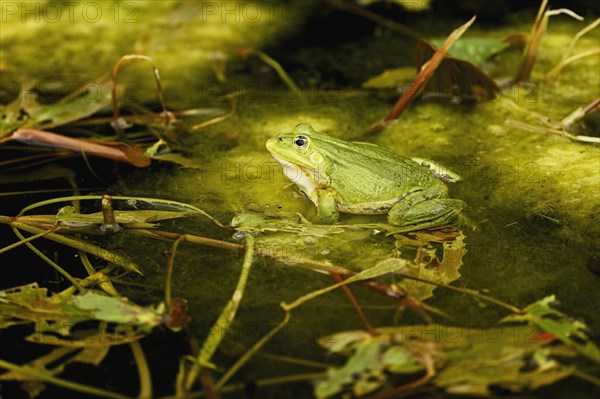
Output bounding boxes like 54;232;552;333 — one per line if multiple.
388;191;465;229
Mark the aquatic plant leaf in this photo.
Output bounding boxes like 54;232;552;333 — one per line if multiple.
315;333;423;399
393;228;466;299
0;81;113;137
382;345;425;373
501;295;600;363
0;283;88;336
0;102;27;138
417;40;500;103
437;349;574;395
22;81;113;131
316;325;576;398
0;283;164;337
72;292;164;327
431;37;509;66
362;67;416;89
55;205;196;230
370;16;477;132
0;80;150;166
435;329;574;395
316;330;429;398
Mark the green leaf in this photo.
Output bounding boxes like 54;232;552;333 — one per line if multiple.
0;284;164;337
362;67;416;89
431;37;509;65
72;292;164;327
22;81;113;130
0;80;113;136
502;295;600;363
315;325;578;398
315;337;391;399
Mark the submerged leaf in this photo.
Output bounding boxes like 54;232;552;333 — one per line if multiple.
502;295;600;363
315;333;424;399
362;67;416;89
0;283;165;338
316;324;577;398
0;80;113;136
22;81;113;131
393;228;466;299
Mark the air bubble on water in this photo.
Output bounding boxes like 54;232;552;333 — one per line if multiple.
232;231;246;241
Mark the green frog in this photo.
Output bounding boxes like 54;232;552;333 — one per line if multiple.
266;123;465;230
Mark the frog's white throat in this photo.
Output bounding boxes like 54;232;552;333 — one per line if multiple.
270;154;318;205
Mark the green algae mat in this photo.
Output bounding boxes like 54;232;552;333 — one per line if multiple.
1;1;599;398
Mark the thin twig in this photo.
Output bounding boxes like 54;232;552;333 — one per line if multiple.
111;54;172;137
165;235;186;314
369;16;476;133
332;270;378;336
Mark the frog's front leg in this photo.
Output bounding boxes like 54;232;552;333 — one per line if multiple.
312;189;339;224
388;191;465;229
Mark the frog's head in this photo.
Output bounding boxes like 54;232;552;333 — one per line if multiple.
266;123;333;191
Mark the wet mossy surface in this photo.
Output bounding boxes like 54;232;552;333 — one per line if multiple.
1;1;598;398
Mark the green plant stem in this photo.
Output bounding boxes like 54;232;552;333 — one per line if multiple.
130;341;153;399
17;195;226;228
0;358;133;399
214;311;291;391
56;265;118;299
396;272;523;313
572;369;600;386
79;251;120;296
165;235;186;313
546;49;600;81
252;49;305;104
185;235;256;392
0;227;53;254
9;220;142;275
9;225;85;291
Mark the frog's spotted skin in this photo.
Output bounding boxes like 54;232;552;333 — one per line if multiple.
266;123;465;229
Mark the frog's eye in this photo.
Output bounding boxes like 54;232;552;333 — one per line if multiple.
293;135;309;151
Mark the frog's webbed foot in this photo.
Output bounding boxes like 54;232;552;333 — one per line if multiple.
312;190;339;224
388;193;465;230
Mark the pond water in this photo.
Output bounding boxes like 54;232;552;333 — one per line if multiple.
1;1;598;398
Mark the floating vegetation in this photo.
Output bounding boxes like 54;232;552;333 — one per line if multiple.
0;1;598;398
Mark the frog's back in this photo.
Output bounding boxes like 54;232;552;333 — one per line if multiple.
329;140;446;208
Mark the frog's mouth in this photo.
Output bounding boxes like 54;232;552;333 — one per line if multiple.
269;153;318;204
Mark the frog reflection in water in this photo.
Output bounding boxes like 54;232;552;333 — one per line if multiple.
266;123;465;230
